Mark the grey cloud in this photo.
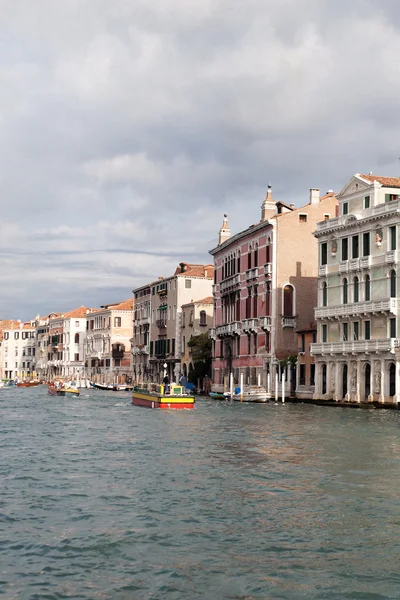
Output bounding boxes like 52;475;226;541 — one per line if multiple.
2;0;400;318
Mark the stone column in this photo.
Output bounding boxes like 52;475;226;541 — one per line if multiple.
380;358;385;403
356;359;361;403
334;361;341;402
370;359;375;402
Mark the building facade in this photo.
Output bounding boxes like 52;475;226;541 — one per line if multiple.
85;299;134;383
180;296;214;379
210;186;337;395
1;320;36;380
312;173;400;404
295;324;317;399
132;263;214;384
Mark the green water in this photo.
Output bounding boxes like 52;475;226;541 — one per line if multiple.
1;387;400;599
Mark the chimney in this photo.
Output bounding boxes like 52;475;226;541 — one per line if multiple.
310;188;320;204
289;203;295;209
218;214;231;245
260;184;275;221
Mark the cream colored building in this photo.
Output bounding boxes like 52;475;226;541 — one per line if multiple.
0;320;36;380
85;299;134;383
312;173;400;404
133;263;214;384
180;296;213;379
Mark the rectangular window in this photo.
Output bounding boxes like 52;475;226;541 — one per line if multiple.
299;214;307;223
312;331;317;343
365;320;371;340
114;317;121;327
320;243;328;266
352;235;359;258
343;322;348;341
322;324;327;343
343;202;348;215
185;279;192;289
342;238;348;261
172;338;175;355
75;321;79;327
74;353;79;361
362;232;370;256
353;321;359;341
364;195;370;209
150;341;153;355
390;226;397;251
310;364;315;386
390;318;396;339
300;333;305;353
299;364;306;385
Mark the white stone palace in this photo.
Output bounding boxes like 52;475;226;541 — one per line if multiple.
312;173;400;404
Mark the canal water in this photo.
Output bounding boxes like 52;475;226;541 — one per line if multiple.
1;388;400;599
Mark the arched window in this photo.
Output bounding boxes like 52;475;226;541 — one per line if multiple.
248;245;252;269
343;278;348;304
199;310;207;326
389;363;396;397
365;274;371;301
75;333;79;344
254;243;258;267
390;270;396;298
353;276;359;303
283;284;294;317
266;282;271;315
322;282;327;307
237;251;241;273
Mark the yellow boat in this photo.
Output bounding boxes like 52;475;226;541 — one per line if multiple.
132;383;195;409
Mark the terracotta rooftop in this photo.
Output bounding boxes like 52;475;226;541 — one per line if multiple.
63;306;97;319
195;296;214;304
174;263;214;278
320;191;336;201
100;298;134;311
359;174;400;188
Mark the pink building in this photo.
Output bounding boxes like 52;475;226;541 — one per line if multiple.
209;186;337;395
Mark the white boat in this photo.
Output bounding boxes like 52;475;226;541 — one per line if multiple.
232;385;270;403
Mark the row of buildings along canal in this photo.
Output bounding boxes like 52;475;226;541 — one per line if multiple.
1;172;400;403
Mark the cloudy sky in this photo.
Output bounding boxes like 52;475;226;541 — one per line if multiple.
1;0;400;319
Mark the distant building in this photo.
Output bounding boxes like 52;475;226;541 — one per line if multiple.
35;312;60;379
85;299;134;383
132;263;214;384
180;296;214;380
210;186;337;395
312;173;400;403
0;320;36;380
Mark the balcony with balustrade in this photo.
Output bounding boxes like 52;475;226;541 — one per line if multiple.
281;317;296;328
315;298;397;320
220;274;241;294
216;321;242;337
242;318;259;332
245;267;259;282
311;338;400;355
264;263;272;277
259;316;271;331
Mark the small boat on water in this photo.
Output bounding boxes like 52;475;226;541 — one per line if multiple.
132;383;195;409
232;385;269;403
17;381;39;387
48;384;66;397
91;382;133;391
210;391;231;400
64;381;80;396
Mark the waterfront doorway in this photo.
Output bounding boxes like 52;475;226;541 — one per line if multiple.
322;364;327;395
389;363;396;398
364;363;371;400
342;364;348;399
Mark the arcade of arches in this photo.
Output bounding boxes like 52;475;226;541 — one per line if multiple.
314;358;399;403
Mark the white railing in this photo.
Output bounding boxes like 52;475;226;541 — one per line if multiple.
212;284;219;295
242;318;259;332
230;321;242;335
259;316;271;330
131;345;149;355
349;258;360;271
264;263;272;277
245;267;259;281
311;338;400;355
216;324;230;337
339;261;349;273
360;256;371;269
319;264;327;276
209;328;217;340
281;317;296;328
385;250;397;264
315;298;397;319
220;274;241;294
